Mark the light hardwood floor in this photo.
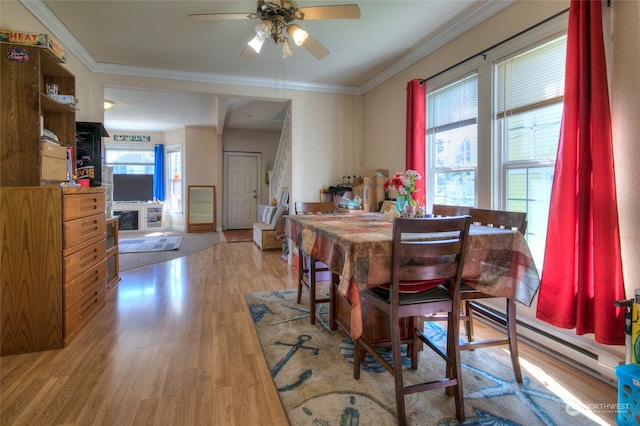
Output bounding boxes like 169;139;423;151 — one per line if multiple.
0;241;618;425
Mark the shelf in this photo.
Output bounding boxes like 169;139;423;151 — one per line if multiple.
41;93;76;114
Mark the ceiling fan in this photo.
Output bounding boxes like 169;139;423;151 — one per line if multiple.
189;1;360;60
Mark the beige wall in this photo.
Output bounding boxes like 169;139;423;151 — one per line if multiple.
362;0;640;298
610;0;640;300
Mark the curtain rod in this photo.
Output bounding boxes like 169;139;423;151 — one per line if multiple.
419;7;570;85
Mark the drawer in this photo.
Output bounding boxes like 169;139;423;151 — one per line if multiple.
63;279;106;344
64;259;107;310
63;239;106;282
63;213;106;249
63;192;105;221
262;229;283;250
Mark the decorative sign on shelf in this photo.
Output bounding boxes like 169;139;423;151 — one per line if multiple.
113;135;151;142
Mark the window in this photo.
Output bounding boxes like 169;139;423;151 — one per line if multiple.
105;146;155;202
105;147;155;174
167;146;183;213
495;36;566;267
426;31;566;269
427;74;478;207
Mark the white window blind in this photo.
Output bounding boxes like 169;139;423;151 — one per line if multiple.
428;74;478;132
495;36;566;116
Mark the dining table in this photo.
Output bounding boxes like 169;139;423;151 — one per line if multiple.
283;212;540;340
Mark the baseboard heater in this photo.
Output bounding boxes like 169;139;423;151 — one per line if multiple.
469;302;620;387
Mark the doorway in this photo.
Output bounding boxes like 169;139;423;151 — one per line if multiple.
224;152;260;229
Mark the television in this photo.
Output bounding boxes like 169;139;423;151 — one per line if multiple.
113;174;154;202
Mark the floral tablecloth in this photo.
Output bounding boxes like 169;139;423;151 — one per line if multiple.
284;213;540;339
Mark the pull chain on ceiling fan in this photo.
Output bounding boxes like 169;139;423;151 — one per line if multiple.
189;0;361;59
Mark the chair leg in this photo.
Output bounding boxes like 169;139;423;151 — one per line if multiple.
329;273;338;330
296;254;304;304
390;309;407;426
450;311;465;422
464;300;474;343
506;298;523;383
353;338;362;380
309;259;317;325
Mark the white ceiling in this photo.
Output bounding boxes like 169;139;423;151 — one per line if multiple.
24;0;513;132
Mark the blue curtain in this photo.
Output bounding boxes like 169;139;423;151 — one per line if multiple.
153;144;165;201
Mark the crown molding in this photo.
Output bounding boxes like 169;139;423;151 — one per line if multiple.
360;0;516;94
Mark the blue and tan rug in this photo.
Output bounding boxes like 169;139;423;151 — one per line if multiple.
245;289;609;425
118;236;182;253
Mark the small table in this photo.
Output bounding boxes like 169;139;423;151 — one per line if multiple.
285;213;540;340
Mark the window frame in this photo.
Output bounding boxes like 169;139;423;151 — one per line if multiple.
166;144;183;214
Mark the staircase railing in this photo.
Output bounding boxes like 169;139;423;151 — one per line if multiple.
269;105;291;202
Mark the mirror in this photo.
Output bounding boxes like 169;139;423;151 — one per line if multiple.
187;185;215;232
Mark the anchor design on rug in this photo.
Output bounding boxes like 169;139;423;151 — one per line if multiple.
271;334;319;392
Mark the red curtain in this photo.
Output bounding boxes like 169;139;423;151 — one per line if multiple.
536;0;625;345
405;79;426;204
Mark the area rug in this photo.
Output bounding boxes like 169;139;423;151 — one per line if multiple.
222;229;253;243
245;289;603;426
118;236;183;253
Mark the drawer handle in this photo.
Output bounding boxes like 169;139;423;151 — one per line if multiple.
80;269;102;292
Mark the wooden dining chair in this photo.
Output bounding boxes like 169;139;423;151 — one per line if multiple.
424;204;474;339
294;201;335;325
353;216;472;425
461;207;528;383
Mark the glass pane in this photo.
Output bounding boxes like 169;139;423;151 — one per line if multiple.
105;148;155;164
168;150;182;213
503;103;562;162
433;125;478;168
506;166;554;268
433;171;476;207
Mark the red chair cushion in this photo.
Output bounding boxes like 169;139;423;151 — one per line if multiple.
379;279;446;294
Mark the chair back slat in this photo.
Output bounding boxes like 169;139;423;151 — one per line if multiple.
432;204;470;217
295;201;334;215
468;208;527;234
400;263;460;282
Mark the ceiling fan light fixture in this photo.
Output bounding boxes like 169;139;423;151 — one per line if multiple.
248;34;266;53
282;38;294;58
255;21;272;39
287;24;308;46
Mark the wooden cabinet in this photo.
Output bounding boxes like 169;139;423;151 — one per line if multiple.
0;187;107;355
62;188;106;345
106;217;120;293
0;187;63;355
0;43;76;186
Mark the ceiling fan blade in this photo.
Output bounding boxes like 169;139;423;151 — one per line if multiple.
301;34;329;60
189;13;253;21
240;45;257;59
297;4;360;20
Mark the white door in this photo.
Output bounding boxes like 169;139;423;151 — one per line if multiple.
225;153;259;229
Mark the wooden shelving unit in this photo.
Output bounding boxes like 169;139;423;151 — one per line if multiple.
106;217;120;293
1;43;76;186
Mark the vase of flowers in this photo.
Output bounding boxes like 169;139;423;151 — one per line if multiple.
385;169;422;215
